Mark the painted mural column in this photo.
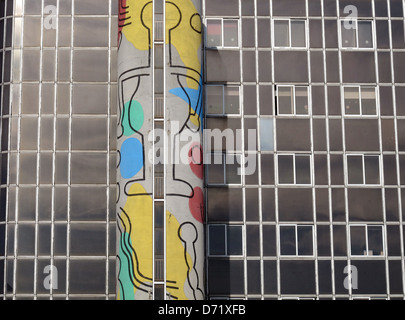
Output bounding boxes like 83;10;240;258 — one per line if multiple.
164;0;204;300
116;0;204;300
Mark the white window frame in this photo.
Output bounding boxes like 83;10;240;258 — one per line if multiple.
272;18;308;49
342;85;378;117
208;224;244;257
207;152;242;186
346;154;381;186
278;224;315;257
205;84;241;116
339;19;375;50
276;153;313;186
349;224;385;257
205;18;240;49
275;85;311;116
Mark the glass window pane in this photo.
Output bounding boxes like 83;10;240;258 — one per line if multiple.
207;19;222;47
295;87;309;115
206;86;223;114
225;154;241;184
364;156;380;185
20;118;38;150
260;118;274;151
297;226;313;256
358;21;373;48
341;20;357;47
71;153;107;184
207;154;224;184
278;86;293;115
224;86;239;114
70;224;106;256
280;226;296;255
17;224;36;256
367;226;383;256
209;225;226;255
223;20;238;47
154;202;164;229
291;20;306;47
344;87;360;115
154;284;164;300
227;225;242;255
295;155;311;184
154;69;164;94
278;155;294;184
71;118;108;150
274;20;289;47
347;155;364;184
361;87;376;115
19;153;37;184
350;225;367;255
154;228;164;257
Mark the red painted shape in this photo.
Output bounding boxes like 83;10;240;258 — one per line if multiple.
189;187;204;224
118;0;128;44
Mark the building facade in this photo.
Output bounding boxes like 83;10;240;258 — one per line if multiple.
0;0;405;300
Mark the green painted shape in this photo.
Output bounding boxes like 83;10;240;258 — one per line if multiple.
118;232;135;300
122;100;144;136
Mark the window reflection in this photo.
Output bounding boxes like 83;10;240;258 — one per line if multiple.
208;224;243;256
350;225;384;256
340;20;374;49
280;225;314;256
274;19;306;48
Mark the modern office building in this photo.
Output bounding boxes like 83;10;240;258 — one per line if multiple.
1;0;405;300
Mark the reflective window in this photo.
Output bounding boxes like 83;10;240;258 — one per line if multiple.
350;225;384;256
343;86;377;116
206;85;240;115
347;154;381;185
207;153;242;185
206;18;239;48
279;225;314;256
260;118;274;151
208;224;243;256
273;19;306;48
340;20;374;49
276;85;310;116
278;154;312;185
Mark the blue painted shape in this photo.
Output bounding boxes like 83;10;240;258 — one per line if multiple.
169;86;204;128
120;138;144;179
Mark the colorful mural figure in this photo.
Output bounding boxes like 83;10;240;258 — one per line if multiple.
117;0;204;300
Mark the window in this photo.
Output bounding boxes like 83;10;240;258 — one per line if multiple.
273;19;307;48
207;153;242;185
206;85;240;115
343;86;377;116
276;85;310;116
350;225;384;256
346;154;380;185
277;154;312;185
208;224;243;256
340;20;374;49
206;18;239;48
260;118;274;151
279;225;314;256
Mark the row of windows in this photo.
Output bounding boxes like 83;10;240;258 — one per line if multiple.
208;224;386;257
205;0;405;19
206;18;381;50
206;85;380;117
207;153;386;186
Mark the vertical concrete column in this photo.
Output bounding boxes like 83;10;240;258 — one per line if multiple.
116;0;154;300
116;0;204;300
164;0;204;300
